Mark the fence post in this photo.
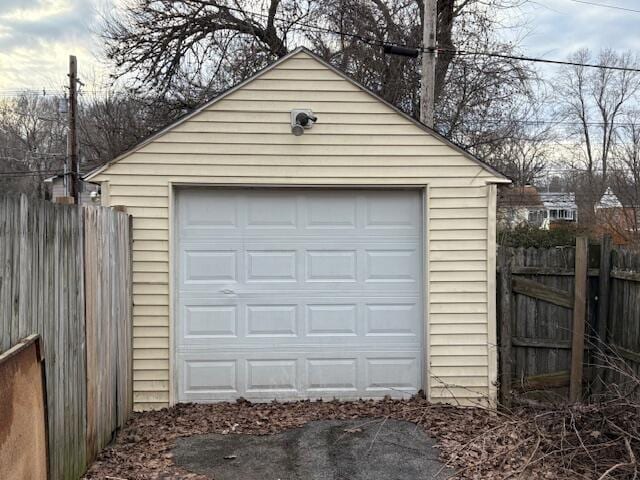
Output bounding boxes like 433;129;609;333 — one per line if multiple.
499;249;513;408
594;235;612;394
570;236;588;402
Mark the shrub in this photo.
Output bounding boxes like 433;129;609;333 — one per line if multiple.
498;224;586;248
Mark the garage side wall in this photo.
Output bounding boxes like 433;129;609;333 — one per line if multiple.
94;51;499;411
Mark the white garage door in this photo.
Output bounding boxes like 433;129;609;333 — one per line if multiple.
175;188;424;402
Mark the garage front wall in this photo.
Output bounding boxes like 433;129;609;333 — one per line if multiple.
91;49;506;411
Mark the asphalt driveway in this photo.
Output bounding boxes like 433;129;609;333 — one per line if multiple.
173;418;452;480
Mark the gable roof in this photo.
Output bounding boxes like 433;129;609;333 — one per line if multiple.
597;187;624;209
86;47;510;183
540;192;577;210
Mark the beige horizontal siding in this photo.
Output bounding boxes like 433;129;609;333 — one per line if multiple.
259;69;349;81
431;323;488;334
106;163;494;176
191;110;412;124
244;79;361;91
430;282;487;293
93;50;501;409
174;122;419;134
120;154;473;166
155;132;441;145
134;370;169;381
133;317;168;327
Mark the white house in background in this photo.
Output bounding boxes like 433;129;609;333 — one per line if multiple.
539;192;578;228
498;187;578;229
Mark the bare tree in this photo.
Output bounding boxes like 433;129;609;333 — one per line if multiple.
77;90;177;170
0;89;179;196
103;0;316;99
556;49;640;225
605;112;640;244
102;0;533;159
0;95;67;196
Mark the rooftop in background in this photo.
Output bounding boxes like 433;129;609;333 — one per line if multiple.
539;192;577;210
596;187;623;209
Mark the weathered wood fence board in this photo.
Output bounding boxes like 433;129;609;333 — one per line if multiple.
499;247;583;382
84;206;133;463
607;247;640;387
498;242;640;402
0;195;132;479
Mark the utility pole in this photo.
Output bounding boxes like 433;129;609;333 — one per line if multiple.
420;0;437;127
68;55;80;203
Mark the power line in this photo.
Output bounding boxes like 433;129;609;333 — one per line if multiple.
219;0;640;73
216;4;640;73
446;48;640;72
458;118;640;127
564;0;640;14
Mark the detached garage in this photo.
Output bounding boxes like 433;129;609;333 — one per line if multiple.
87;47;510;411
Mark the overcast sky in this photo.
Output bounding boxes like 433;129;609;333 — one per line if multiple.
0;0;639;93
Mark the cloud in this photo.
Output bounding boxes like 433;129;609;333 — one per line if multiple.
0;0;108;90
0;0;96;50
507;0;640;57
1;0;640;91
0;0;42;13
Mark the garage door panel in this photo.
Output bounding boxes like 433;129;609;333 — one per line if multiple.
306;196;357;228
364;193;420;230
183;305;238;338
306;304;358;336
178;298;420;345
365;303;419;336
179;191;239;230
246;196;297;228
176;188;423;402
246;304;298;336
179;245;419;288
246;250;297;282
176;350;422;402
183;359;238;395
365;356;420;392
307;358;358;391
183;250;237;283
246;359;298;392
365;248;420;283
306;250;357;281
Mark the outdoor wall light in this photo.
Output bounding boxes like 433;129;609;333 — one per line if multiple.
291;109;317;136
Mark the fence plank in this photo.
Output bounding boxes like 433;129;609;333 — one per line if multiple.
512;337;572;349
594;236;612;394
512;277;574;309
83;206;133;464
0;195;132;479
570;237;588;403
499;251;512;407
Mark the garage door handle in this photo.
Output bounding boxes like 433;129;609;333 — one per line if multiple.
220;288;235;295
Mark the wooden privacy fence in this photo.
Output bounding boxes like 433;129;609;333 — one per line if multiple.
498;238;640;405
0;195;132;480
601;245;640;388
